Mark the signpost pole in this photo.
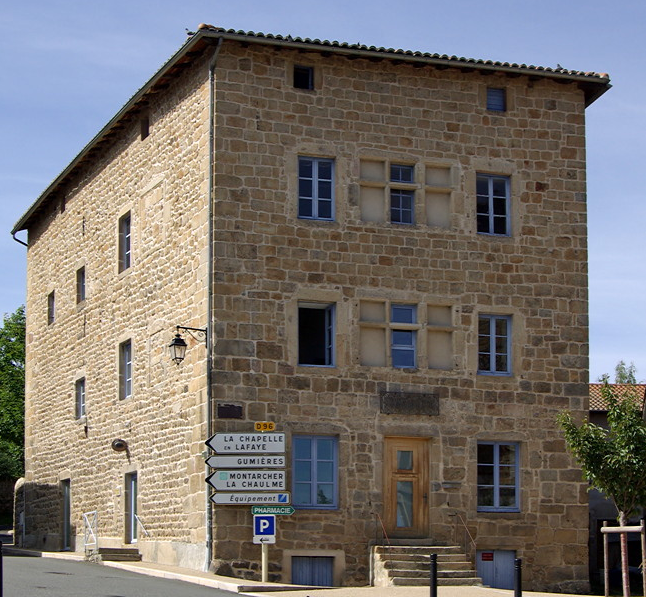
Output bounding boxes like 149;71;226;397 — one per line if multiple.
262;542;269;582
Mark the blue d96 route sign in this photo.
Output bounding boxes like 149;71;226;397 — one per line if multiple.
254;514;275;537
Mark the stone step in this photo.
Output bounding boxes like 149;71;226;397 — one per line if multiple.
392;576;483;586
372;544;481;588
375;544;461;552
382;560;474;571
393;568;479;579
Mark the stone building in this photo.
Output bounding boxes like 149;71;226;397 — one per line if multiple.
12;25;610;592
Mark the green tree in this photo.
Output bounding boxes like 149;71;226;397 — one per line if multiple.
597;360;638;384
558;385;646;597
0;306;25;479
615;360;638;384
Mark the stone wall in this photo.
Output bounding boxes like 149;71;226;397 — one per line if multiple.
22;52;211;566
21;35;593;593
208;41;590;592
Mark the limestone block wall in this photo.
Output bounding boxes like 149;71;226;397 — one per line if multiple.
22;54;211;567
208;41;590;592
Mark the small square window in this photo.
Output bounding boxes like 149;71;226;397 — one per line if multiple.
75;378;86;418
293;436;338;508
487;88;506;112
298;303;335;366
76;267;86;303
477;442;519;511
47;291;55;325
390;164;414;183
118;212;131;272
119;340;132;400
294;65;314;90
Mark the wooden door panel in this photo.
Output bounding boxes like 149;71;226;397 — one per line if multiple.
383;437;428;537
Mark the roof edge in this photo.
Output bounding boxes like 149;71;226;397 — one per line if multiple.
12;26;612;234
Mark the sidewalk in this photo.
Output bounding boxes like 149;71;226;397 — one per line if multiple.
1;542;596;597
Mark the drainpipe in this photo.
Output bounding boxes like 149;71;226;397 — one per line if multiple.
204;37;222;573
12;231;28;247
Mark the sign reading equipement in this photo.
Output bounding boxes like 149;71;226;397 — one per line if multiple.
205;455;285;469
210;492;291;505
251;505;295;516
205;433;285;454
206;470;286;491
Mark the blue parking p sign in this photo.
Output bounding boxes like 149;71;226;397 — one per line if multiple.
254;514;275;536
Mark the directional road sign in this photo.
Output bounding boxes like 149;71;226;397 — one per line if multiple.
209;492;291;505
205;455;285;469
206;470;286;491
251;506;295;516
205;433;285;453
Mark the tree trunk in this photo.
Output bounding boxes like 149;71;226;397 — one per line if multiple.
619;511;631;597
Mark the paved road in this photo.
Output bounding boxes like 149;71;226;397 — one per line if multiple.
2;553;238;597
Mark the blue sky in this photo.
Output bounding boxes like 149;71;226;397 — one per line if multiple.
1;0;644;381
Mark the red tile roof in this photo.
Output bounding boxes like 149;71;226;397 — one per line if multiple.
589;384;646;411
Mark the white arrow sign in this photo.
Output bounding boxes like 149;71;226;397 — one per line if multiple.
210;492;291;505
205;455;285;469
207;470;286;491
205;433;285;454
253;535;276;544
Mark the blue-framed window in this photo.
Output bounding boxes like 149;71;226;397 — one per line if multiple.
293;436;338;509
478;315;511;375
477;442;519;512
391;304;417;368
298;157;334;220
298;303;335;366
119;339;132;400
476;174;510;236
75;377;86;419
390;164;415;224
486;88;506;112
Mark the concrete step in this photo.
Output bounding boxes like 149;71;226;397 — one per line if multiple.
96;547;142;562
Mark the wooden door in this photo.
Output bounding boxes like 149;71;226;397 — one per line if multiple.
383;437;429;537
